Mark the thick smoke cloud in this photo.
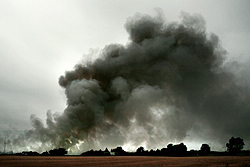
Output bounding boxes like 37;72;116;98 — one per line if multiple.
2;11;250;153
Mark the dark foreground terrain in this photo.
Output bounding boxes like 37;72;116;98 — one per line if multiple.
0;156;250;167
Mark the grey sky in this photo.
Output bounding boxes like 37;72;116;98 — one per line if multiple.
1;0;250;151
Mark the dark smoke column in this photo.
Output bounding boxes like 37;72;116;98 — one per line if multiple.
20;11;249;153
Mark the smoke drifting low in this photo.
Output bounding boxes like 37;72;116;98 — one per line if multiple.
3;11;250;153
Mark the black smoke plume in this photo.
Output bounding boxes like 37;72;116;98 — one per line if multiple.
2;11;250;153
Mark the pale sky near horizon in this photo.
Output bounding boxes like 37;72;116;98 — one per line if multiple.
1;0;250;150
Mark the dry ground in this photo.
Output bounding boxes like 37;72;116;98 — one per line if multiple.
0;156;250;167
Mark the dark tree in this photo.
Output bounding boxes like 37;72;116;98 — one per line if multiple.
175;143;187;156
161;143;173;156
41;151;49;156
22;151;40;156
149;149;154;155
167;143;174;152
81;149;95;156
49;148;68;156
226;137;244;153
155;149;161;156
199;144;210;155
111;146;126;156
161;147;168;155
161;143;187;156
104;148;110;155
136;146;144;155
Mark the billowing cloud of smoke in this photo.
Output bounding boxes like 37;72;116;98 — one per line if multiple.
2;11;250;154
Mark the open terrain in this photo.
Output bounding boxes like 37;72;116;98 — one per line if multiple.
0;156;250;167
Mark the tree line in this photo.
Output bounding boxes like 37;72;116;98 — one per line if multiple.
14;136;247;156
16;148;68;156
81;143;211;156
81;137;247;156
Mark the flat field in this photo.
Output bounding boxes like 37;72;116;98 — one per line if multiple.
0;156;250;167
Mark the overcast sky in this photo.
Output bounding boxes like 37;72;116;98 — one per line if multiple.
1;0;250;151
